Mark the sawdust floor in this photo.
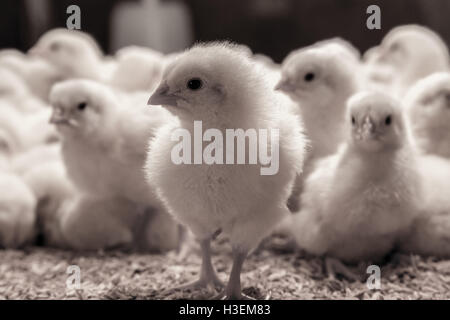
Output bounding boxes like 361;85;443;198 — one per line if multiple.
1;235;450;300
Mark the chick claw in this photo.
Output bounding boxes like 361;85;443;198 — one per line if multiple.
162;276;225;297
211;291;255;300
325;257;362;282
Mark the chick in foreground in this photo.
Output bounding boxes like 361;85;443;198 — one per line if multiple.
286;92;420;272
404;73;450;158
146;42;306;299
364;25;449;98
276;39;361;211
49;79;179;252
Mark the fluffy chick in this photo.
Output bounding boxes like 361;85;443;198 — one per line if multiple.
277;38;361;160
286;92;421;265
276;39;362;211
49;79;179;252
0;49;61;101
110;46;164;93
23;160;138;250
0;171;36;248
146;42;306;299
29;29;109;86
399;155;450;257
364;25;450;98
404;72;450;158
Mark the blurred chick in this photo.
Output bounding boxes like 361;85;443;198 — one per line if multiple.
364;25;450;98
49;79;179;252
0;171;36;248
110;46;164;93
399;155;450;257
0;49;61;101
286;92;421;268
276;39;362;211
146;42;306;299
23;160;138;250
29;29;110;89
404;72;450;158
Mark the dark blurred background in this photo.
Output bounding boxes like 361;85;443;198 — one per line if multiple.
1;0;449;62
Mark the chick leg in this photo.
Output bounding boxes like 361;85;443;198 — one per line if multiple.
213;248;254;300
163;238;224;295
325;257;361;282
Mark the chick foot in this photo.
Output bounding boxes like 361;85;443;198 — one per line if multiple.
325;257;362;282
162;238;224;296
211;248;256;300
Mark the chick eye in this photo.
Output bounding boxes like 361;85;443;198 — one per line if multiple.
187;78;203;90
351;116;356;125
385;115;392;125
50;42;61;52
304;72;315;82
77;102;87;111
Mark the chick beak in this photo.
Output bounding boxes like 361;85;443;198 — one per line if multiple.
361;116;376;139
148;83;178;107
28;46;45;58
49;109;77;126
274;79;294;93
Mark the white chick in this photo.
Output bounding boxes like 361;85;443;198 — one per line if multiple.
146;42;306;299
0;102;26;156
399;155;450;257
49;79;179;252
277;38;362;160
276;39;362;211
29;29;109;86
286;92;421;268
364;25;450;98
0;49;61;102
404;72;450;158
23;160;138;250
12;143;61;177
0;171;36;248
110;46;164;93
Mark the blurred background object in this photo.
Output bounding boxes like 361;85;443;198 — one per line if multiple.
0;0;449;60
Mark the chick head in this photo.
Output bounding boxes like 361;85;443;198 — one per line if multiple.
347;92;405;153
148;42;264;123
49;79;113;138
29;29;103;78
276;40;360;107
404;73;450;141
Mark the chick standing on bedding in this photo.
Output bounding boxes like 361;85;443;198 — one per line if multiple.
286;92;421;275
364;25;450;98
404;73;450;158
276;39;361;211
146;42;306;299
49;79;179;252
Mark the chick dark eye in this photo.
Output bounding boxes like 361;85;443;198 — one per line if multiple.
77;102;87;111
385;115;392;125
50;42;61;51
351;116;356;125
304;72;315;82
187;78;203;90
